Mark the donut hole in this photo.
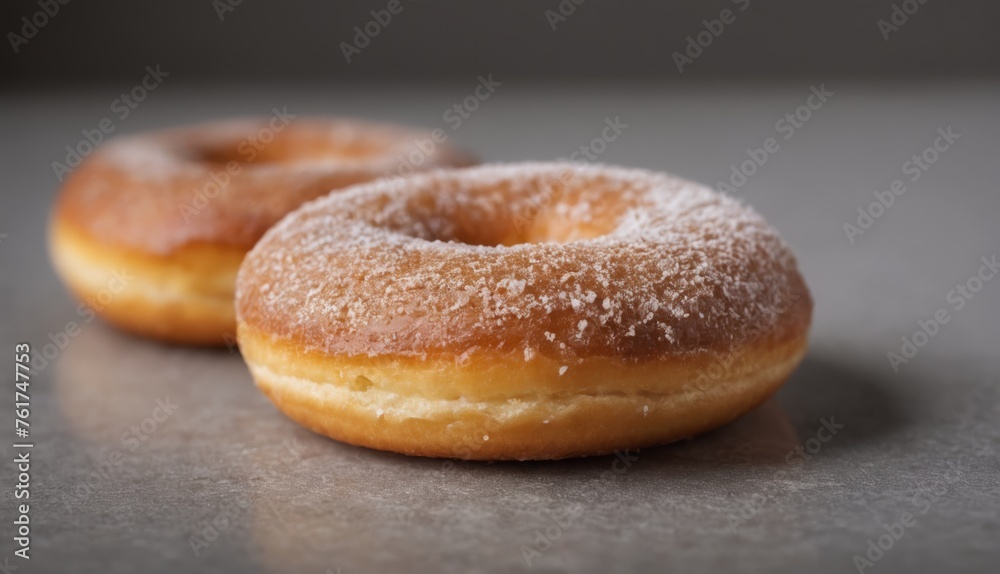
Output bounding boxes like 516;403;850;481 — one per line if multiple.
438;202;619;247
396;174;631;247
444;219;610;247
194;133;385;167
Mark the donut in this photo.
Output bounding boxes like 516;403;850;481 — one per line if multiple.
236;163;813;460
49;117;474;345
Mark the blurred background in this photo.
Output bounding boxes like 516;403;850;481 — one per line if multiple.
3;0;1000;85
1;1;998;573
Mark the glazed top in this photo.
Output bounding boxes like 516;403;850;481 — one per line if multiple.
54;117;474;253
237;163;812;361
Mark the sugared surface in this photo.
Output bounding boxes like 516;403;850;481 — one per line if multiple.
237;164;811;361
54;118;474;253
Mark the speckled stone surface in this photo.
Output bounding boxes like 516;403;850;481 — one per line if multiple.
1;83;998;573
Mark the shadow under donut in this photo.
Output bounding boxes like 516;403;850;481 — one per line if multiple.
233;354;914;572
773;354;910;448
415;353;911;477
627;354;908;469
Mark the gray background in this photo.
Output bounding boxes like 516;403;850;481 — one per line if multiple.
3;0;1000;85
1;1;999;573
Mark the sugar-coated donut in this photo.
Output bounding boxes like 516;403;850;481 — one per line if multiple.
236;163;812;460
49;117;474;345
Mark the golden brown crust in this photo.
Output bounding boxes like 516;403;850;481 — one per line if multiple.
54;117;475;254
235;163;813;459
49;117;474;344
237;163;813;360
50;217;243;345
239;322;809;460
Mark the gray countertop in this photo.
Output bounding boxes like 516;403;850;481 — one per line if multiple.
1;82;998;573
